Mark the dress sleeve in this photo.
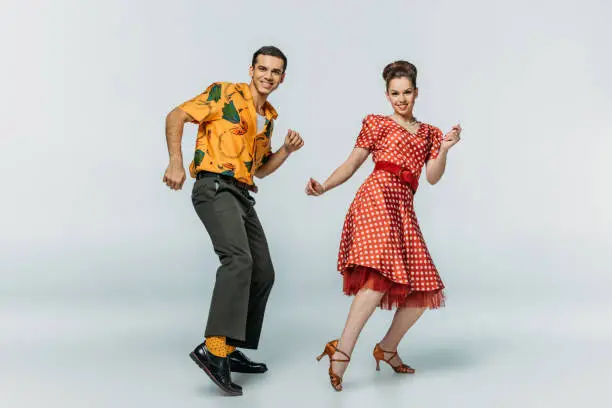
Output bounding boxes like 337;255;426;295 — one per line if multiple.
178;82;226;124
427;126;444;161
355;115;381;151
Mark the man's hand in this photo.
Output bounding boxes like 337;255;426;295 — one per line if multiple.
163;160;186;190
283;129;304;153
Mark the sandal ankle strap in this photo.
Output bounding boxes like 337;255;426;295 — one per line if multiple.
375;343;398;362
330;343;351;362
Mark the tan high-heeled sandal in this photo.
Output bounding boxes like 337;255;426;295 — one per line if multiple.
316;340;351;391
373;343;415;373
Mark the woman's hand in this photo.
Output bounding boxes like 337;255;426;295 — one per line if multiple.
441;124;462;151
306;178;326;196
305;147;369;197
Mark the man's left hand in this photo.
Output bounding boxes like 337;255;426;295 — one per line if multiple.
283;129;304;153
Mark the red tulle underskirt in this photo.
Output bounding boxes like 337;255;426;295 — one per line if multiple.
342;265;445;310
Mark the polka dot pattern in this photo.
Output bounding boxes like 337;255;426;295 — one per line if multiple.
337;114;445;292
205;336;228;357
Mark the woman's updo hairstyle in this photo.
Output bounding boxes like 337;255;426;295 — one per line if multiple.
382;60;417;90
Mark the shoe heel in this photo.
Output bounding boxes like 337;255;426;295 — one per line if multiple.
318;340;350;392
316;342;332;362
375;359;381;371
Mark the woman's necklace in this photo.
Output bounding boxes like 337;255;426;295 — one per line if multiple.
392;113;418;126
392;114;420;132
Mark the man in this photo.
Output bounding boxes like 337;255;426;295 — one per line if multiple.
162;46;303;396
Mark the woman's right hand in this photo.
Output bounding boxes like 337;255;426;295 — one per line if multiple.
306;178;326;196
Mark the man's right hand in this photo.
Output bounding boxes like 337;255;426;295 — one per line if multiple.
163;161;186;190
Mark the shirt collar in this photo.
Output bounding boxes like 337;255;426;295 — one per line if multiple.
239;83;278;120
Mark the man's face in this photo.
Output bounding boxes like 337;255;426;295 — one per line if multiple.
249;55;285;96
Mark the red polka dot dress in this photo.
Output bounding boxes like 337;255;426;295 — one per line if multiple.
338;114;446;310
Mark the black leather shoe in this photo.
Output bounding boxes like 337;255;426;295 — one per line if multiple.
228;350;268;373
189;343;242;396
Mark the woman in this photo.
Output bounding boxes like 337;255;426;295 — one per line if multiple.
306;60;461;391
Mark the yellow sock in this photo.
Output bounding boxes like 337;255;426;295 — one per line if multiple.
205;336;227;357
226;345;236;354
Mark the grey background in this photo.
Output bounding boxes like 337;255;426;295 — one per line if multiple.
2;0;611;406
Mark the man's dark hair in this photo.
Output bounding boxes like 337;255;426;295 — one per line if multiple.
252;46;287;73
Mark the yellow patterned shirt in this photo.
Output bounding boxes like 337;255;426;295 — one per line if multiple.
179;82;277;186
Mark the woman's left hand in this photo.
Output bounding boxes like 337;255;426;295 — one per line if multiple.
441;124;462;151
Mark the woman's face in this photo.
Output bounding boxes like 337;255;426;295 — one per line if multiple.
386;77;418;117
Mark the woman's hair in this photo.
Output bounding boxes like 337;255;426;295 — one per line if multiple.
382;60;417;89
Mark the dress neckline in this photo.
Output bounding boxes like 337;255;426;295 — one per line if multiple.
385;115;425;136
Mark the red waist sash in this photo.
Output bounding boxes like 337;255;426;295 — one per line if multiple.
374;161;419;193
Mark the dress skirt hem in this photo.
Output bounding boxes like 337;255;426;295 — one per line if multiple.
342;265;445;310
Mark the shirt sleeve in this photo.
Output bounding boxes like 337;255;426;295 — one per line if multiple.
427;126;444;161
260;150;272;166
354;115;381;151
260;119;274;165
178;82;225;124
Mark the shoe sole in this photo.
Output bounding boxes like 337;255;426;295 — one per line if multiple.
230;367;268;374
189;352;242;396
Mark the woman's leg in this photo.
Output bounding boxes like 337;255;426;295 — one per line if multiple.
377;307;425;365
331;288;385;377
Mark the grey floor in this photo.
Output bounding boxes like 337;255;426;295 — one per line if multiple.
3;276;611;408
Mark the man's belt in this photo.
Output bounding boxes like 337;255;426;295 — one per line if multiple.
196;171;257;193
